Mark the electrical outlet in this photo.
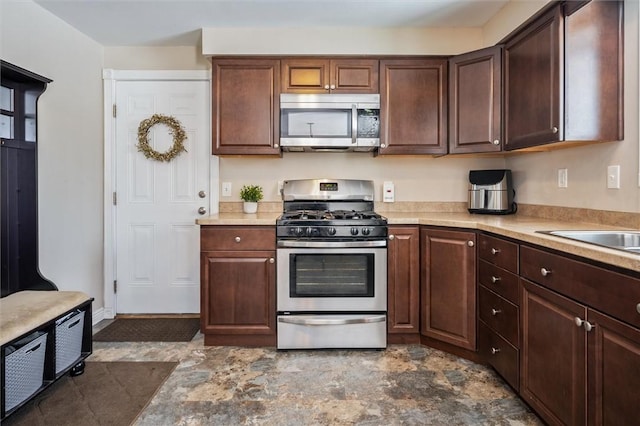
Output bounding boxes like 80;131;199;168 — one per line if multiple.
558;168;568;188
607;165;620;189
222;182;232;197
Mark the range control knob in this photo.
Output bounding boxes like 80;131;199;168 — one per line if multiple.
327;227;337;236
292;227;304;237
361;227;371;236
350;227;359;236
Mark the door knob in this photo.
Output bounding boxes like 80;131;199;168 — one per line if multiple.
198;190;206;198
198;207;207;215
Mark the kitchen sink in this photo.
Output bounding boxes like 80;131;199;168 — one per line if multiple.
538;230;640;254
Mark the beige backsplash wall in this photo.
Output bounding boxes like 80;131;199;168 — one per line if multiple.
220;155;506;203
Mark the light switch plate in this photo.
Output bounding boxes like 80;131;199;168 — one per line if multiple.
222;182;232;197
383;181;394;202
558;168;568;188
607;165;620;189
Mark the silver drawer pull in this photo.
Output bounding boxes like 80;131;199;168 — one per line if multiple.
234;236;241;243
491;276;501;283
491;248;500;255
541;267;552;277
491;308;502;316
491;347;500;355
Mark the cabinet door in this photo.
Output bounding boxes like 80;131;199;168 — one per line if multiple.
201;251;276;337
379;59;447;155
449;46;502;154
587;309;640;426
421;228;476;350
281;58;329;93
212;58;280;155
521;278;586;426
331;59;379;93
504;5;562;150
387;226;420;337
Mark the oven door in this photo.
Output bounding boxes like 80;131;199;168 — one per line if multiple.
276;241;387;312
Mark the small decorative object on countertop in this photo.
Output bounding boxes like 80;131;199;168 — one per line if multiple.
240;185;263;214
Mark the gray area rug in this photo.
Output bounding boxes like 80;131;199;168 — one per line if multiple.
3;361;177;426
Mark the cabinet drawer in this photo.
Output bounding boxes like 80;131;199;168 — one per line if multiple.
478;320;519;391
521;245;640;329
478;234;518;273
479;285;519;346
201;227;275;251
478;260;519;305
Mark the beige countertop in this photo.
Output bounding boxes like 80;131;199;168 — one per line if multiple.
197;212;640;273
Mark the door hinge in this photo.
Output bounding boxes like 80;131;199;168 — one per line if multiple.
113;280;117;293
112;104;117;118
113;192;117;206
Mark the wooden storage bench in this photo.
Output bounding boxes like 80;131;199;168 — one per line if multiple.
0;290;93;420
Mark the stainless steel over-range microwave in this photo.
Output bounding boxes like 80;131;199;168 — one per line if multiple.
279;93;380;152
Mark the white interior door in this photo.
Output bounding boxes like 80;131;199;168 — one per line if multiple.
115;80;209;313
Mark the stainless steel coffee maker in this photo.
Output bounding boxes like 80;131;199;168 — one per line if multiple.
468;169;516;214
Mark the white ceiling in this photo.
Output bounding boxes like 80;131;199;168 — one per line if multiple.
33;0;509;47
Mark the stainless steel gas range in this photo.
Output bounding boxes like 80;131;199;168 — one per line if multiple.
276;179;387;349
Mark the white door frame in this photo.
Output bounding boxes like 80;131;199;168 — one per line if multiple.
102;69;216;319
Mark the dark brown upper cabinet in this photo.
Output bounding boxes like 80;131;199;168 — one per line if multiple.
281;58;379;94
449;46;503;154
212;58;281;155
379;58;448;155
503;1;623;151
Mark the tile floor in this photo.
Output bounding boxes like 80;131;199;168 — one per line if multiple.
90;322;542;426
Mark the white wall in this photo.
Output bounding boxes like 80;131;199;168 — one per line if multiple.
1;1;105;307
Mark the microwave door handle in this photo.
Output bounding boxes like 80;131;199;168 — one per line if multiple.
351;104;358;145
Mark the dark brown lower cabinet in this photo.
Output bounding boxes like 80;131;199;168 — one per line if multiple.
387;226;420;343
201;250;276;346
521;278;586;426
588;309;640;426
421;228;476;350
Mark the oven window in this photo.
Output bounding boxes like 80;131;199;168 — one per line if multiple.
289;253;374;297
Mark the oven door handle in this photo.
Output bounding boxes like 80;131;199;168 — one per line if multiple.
277;240;387;248
278;315;386;326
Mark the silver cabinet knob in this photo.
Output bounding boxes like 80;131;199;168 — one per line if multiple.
467;240;474;247
552;126;559;134
234;236;241;243
274;144;279;148
492;139;500;145
575;317;595;332
637;303;640;315
491;308;502;316
330;84;336;90
491;276;501;283
541;267;552;277
198;207;207;215
388;235;395;240
269;258;275;264
491;248;500;255
198;190;207;198
324;84;330;90
491;347;500;355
